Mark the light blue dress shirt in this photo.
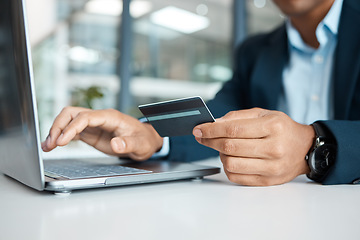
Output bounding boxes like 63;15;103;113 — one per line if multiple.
279;0;344;125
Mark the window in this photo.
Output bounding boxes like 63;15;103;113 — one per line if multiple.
27;0;283;141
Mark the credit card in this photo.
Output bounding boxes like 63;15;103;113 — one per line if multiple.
139;96;215;137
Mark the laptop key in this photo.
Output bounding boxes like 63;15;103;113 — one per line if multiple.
44;160;152;179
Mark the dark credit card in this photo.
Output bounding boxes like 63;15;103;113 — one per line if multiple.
139;96;215;137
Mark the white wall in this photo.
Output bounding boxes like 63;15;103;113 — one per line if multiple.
25;0;57;46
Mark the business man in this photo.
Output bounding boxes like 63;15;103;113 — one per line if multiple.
42;0;360;186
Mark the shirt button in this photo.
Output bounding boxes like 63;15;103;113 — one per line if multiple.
311;95;319;101
314;55;324;64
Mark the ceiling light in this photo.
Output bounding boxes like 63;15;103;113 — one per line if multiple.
150;6;210;34
85;0;152;18
85;0;122;16
131;1;152;18
134;19;181;40
68;46;100;64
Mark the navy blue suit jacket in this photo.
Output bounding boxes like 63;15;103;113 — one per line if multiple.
168;0;360;185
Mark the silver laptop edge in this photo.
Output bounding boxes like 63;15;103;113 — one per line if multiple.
0;0;44;191
22;0;46;189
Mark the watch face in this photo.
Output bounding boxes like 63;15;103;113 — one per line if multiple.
310;144;336;176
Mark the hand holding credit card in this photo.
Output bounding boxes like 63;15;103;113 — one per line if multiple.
139;96;215;137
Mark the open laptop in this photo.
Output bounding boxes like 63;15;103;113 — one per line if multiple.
0;0;220;194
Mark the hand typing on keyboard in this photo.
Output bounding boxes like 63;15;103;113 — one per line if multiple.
41;107;164;161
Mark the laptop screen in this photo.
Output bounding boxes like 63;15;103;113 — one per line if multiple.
0;0;44;190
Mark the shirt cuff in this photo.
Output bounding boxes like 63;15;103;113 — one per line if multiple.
150;137;169;159
139;117;170;159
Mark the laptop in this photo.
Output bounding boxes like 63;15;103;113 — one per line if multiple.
0;0;220;194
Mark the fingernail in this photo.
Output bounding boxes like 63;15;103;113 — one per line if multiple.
193;128;202;138
41;142;47;151
114;139;126;151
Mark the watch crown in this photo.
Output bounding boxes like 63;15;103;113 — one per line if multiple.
315;138;325;147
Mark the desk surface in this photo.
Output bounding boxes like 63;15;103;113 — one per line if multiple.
1;158;359;240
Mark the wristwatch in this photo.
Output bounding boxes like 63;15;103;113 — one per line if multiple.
305;122;337;182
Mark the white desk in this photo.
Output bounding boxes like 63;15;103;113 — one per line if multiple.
1;158;359;240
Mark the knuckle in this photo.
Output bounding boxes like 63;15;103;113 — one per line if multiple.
277;111;289;119
258;178;273;186
49;124;62;136
252;107;267;117
223;158;237;172
269;118;284;133
224;111;237;118
263;114;286;134
107;108;118;115
49;125;56;133
77;111;90;119
226;173;238;184
62;106;72;112
225;124;239;137
60;106;73;115
221;139;235;154
252;107;263;113
201;124;212;137
270;144;286;159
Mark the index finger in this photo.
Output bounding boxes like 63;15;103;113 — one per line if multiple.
218;108;267;121
45;107;90;149
193;117;270;139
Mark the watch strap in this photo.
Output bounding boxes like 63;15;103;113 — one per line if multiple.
312;122;336;144
306;122;337;182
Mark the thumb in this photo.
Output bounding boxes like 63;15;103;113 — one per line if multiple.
110;137;127;153
111;136;153;161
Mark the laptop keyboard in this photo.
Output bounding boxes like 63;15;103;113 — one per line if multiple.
44;159;152;179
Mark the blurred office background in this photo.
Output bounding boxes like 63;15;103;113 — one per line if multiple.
25;0;283;141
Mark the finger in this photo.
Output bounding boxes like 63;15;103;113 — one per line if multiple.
220;153;281;176
111;136;153;161
110;137;128;157
223;169;277;186
41;135;52;152
193;117;270;139
195;136;275;159
79;129;116;155
218;108;267;121
45;107;90;149
56;112;96;146
56;110;123;146
51;107;89;134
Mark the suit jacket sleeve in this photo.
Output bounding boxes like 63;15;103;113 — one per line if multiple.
320;120;360;184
